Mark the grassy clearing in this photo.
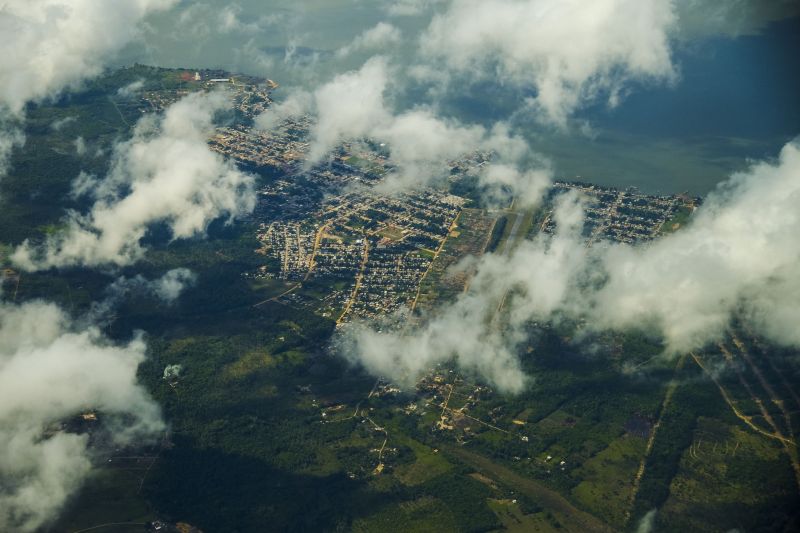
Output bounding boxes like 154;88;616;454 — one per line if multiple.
657;417;799;531
571;435;647;528
0;243;11;265
488;499;563;533
222;348;276;381
536;409;580;436
444;445;612;533
393;435;453;486
494;212;517;253
485;214;509;253
248;277;295;299
414;209;495;310
512;210;536;247
378;225;405;241
659;205;694;234
352;496;459;533
345;155;368;168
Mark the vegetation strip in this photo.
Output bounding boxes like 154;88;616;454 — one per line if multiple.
444;446;612;533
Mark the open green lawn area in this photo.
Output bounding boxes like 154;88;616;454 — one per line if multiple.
659;205;694;235
444;446;613;533
392;434;454;486
378;226;405;241
352;496;459;533
488;499;564;533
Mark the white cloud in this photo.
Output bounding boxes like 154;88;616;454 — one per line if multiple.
117;79;145;99
371;109;485;186
74;136;87;156
0;300;163;532
149;267;196;302
337;191;584;392
109;267;196;304
233;38;277;74
0;0;176;177
420;0;677;126
176;2;281;38
340;140;800;391
477;163;552;208
384;0;446;17
12;91;256;270
85;268;196;327
307;56;391;163
636;509;658;533
0;124;25;176
257;57;551;201
336;22;403;58
0;0;177;117
590;140;800;351
50;116;76;132
254;89;313;131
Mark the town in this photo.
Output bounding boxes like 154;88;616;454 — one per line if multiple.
130;70;701;364
542;181;698;244
171;71;699;326
254;187;466;322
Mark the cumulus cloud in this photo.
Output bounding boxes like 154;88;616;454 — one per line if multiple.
0;124;25;176
384;0;446;17
339;140;800;391
148;268;196;302
109;268;196;304
176;2;282;38
303;56;391;163
12;91;256;270
74;136;87;156
254;89;314;131
257;57;551;203
371;109;485;185
420;0;677;126
337;191;585;392
233;38;278;74
0;0;176;177
0;300;163;532
0;0;177;117
336;22;403;58
85;268;196;328
477;163;553;209
590;140;800;351
50;116;77;132
255;0;689;197
117;79;145;99
635;509;658;533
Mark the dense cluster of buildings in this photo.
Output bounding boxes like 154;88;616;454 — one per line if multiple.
139;69;274;119
210;117;311;171
256;188;467;322
256;221;316;278
137;68;697;347
544;181;697;244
